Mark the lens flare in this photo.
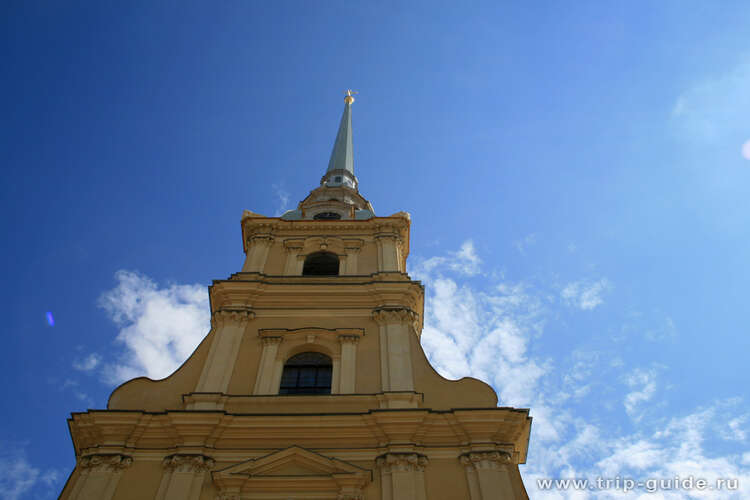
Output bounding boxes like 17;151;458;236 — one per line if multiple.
742;139;750;160
46;312;55;326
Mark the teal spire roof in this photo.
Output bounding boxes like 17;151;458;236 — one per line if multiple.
280;91;374;221
326;92;355;175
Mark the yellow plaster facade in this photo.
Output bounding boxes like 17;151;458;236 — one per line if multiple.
60;97;531;500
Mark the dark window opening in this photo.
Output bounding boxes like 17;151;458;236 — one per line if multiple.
314;212;342;220
302;252;339;275
279;352;332;394
335;176;342;182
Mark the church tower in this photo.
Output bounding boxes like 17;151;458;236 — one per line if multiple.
61;93;532;500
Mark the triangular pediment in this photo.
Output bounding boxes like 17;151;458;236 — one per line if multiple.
218;446;365;477
212;446;371;497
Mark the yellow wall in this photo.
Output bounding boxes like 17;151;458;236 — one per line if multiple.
64;212;531;500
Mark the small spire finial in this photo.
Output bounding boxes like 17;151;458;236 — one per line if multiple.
344;89;358;105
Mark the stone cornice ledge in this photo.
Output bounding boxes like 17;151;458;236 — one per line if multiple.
68;406;531;462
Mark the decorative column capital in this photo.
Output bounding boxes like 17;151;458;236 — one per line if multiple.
343;238;364;253
261;335;283;346
337;493;364;500
376;453;429;473
78;454;133;472
283;238;305;252
459;451;513;470
212;308;255;328
374;232;401;244
162;454;215;473
246;234;274;247
372;307;419;327
338;334;360;345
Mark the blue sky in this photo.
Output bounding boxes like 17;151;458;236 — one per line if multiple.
2;1;750;498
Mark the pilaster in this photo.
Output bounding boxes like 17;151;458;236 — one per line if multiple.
375;233;402;272
242;234;274;273
195;308;254;400
282;238;305;275
342;239;363;275
155;454;215;500
372;307;419;392
252;336;283;394
459;451;519;500
376;453;428;500
68;454;132;500
338;334;360;393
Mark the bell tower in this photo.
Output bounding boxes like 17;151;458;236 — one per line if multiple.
61;93;532;500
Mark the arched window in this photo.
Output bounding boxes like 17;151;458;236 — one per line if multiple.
302;252;339;276
279;352;332;394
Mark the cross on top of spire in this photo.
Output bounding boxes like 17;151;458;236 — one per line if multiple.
344;89;358;104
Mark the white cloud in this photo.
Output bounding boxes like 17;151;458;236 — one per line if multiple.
643;405;750;498
0;453;38;500
413;240;481;278
514;233;538;255
561;278;611;310
645;315;677;341
741;139;750;160
0;447;59;500
530;402;750;498
596;439;667;477
565;350;599;383
413;241;750;498
620;310;678;343
562;350;599;400
414;241;561;452
415;248;548;408
51;377;94;409
86;244;750;498
98;270;210;383
41;469;61;487
61;378;78;389
272;183;291;216
672;60;750;145
623;367;659;422
722;415;749;442
0;443;62;500
72;352;101;372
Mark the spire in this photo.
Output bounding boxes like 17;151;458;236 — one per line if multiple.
326;90;357;176
281;90;375;221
